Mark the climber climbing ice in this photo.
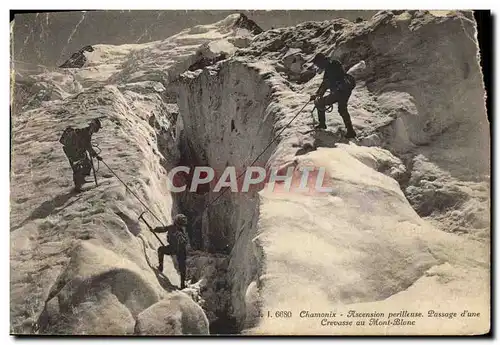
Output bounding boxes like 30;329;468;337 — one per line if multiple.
310;52;357;138
165;165;333;193
59;118;103;192
150;214;190;290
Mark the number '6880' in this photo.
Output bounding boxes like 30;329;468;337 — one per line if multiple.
275;311;292;318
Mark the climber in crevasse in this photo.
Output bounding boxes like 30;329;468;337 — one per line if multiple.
153;214;190;289
59;118;103;192
309;52;357;138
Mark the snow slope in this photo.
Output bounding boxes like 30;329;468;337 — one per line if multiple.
11;11;489;335
174;10;489;335
10;13;254;335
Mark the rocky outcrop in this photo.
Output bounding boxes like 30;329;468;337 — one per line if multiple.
36;242;163;335
188;52;228;71
135;293;209;335
233;13;264;35
59;45;95;68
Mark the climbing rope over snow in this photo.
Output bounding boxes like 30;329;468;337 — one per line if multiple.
100;159;166;228
98;100;312;247
205;99;311;208
189;99;313;237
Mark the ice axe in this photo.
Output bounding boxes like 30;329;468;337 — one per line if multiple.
89;155;98;187
138;211;166;246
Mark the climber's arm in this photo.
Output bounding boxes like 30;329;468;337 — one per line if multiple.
315;77;328;98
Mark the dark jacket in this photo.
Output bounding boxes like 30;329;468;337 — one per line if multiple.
316;58;353;97
154;224;189;252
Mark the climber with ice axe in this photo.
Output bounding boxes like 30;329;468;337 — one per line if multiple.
309;52;357;138
139;212;190;289
59;118;103;192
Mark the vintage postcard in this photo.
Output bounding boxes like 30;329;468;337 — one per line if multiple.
10;10;490;336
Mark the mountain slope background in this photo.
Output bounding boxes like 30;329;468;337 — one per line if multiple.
10;10;489;335
13;10;379;67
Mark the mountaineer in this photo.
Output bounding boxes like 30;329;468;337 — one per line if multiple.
153;214;190;289
59;118;102;192
309;52;357;138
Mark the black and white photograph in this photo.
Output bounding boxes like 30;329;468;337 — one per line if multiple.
9;9;491;336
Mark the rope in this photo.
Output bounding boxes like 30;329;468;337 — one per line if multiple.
100;160;166;227
191;99;312;226
310;105;317;124
138;212;166;247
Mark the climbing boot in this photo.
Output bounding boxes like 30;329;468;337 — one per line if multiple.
315;123;327;130
157;263;163;272
73;176;84;193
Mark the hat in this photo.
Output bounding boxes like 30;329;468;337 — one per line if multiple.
90;118;102;130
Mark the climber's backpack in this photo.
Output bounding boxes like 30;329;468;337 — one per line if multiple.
59;126;77;147
345;73;356;90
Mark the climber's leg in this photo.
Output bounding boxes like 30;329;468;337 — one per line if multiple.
314;93;337;129
338;93;356;138
157;245;175;272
